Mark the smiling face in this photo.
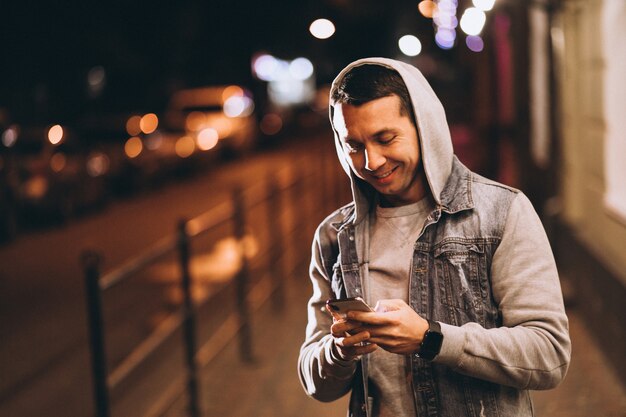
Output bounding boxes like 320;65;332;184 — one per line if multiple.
332;94;427;207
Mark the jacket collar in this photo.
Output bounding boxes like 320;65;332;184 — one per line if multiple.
438;156;474;215
331;156;474;232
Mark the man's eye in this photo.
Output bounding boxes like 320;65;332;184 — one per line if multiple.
379;136;395;144
345;142;362;153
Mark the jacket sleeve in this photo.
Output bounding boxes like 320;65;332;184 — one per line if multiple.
434;192;571;390
297;227;358;402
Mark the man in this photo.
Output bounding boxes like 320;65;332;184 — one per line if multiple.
298;58;571;417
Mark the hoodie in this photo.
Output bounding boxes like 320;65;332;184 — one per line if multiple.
329;57;453;225
298;58;571;417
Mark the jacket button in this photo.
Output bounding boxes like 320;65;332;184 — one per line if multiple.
349;235;354;241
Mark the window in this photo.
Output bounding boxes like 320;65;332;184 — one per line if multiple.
603;0;626;223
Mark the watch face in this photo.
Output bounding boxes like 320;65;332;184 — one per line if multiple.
418;324;444;360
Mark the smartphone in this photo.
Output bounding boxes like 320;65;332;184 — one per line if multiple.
326;297;374;318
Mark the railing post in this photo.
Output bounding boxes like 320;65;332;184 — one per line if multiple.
266;174;286;312
177;219;201;417
81;250;110;417
232;187;254;363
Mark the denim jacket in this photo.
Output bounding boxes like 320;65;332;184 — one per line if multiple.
298;58;570;417
298;157;570;417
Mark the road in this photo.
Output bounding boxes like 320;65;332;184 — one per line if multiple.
0;130;349;417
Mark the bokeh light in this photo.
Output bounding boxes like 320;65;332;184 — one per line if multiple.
212;118;233;138
435;28;456;49
222;85;244;102
144;132;163;150
48;124;64;145
434;12;458;29
460;7;486;36
2;126;18;147
289;57;314;80
50;153;66;172
224;96;254;117
87;66;106;87
398;35;422;56
437;0;458;14
260;113;283;136
126;115;142;136
125;137;143;158
309;18;335;39
87;66;106;96
175;136;195;158
140;113;159;134
86;152;110;177
197;128;219;151
418;0;437;18
466;35;485;52
186;111;206;132
473;0;496;11
253;54;279;81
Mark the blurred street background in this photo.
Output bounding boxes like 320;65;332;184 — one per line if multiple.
1;0;625;416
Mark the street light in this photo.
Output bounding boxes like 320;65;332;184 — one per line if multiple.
48;124;64;145
309;18;335;40
398;35;422;56
460;7;486;36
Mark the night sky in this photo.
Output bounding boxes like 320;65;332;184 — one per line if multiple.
1;0;460;126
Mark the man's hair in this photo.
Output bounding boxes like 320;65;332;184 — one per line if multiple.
330;64;416;122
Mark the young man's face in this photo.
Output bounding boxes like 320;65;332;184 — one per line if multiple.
332;94;426;206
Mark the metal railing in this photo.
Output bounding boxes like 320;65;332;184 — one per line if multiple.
81;148;350;417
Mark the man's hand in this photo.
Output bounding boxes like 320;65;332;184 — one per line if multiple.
326;305;378;360
346;299;429;355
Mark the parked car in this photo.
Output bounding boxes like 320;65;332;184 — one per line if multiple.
12;126;108;225
164;85;258;157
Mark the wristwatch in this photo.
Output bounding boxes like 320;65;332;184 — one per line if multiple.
417;319;444;361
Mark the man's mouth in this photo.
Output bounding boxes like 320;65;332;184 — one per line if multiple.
371;166;398;182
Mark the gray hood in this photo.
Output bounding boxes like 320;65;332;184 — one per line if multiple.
329;57;454;224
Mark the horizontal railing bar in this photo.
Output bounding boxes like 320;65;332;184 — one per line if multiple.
82;146;339;417
141;257;301;417
242;180;268;208
142;373;186;417
108;310;185;389
100;200;236;291
99;156;311;292
240;165;309;209
100;236;177;291
185;199;233;238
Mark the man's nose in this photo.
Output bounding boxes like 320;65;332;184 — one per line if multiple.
364;146;385;171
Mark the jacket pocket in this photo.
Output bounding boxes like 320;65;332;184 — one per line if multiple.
330;260;346;299
434;240;488;325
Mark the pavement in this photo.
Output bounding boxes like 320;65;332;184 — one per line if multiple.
156;264;626;417
3;131;625;417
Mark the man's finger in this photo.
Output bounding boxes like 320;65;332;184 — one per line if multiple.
353;343;379;355
331;320;363;336
347;311;391;324
366;335;393;345
336;331;370;347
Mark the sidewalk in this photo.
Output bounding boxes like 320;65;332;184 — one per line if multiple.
164;268;626;417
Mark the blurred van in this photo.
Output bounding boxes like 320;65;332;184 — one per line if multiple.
164;85;257;156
